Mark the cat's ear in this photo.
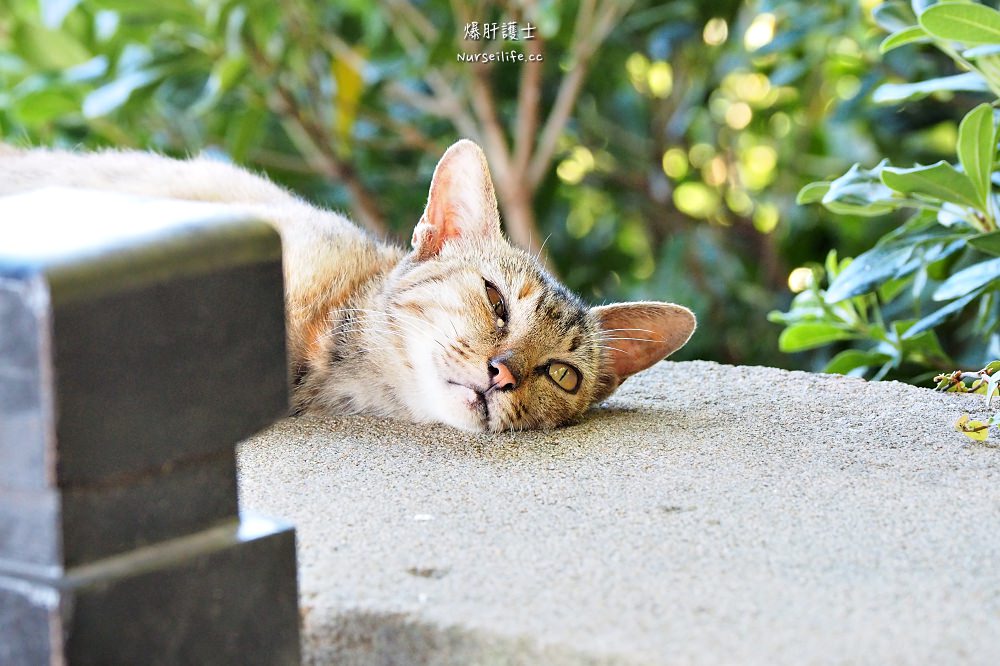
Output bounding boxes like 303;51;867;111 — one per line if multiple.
591;301;696;398
412;139;503;260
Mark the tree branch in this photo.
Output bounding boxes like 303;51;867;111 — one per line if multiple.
271;86;391;238
242;32;392;237
526;0;633;188
513;35;543;174
380;2;482;141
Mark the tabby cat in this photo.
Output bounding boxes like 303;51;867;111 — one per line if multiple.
0;140;695;432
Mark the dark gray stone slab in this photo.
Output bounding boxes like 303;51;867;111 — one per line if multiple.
0;189;288;489
0;515;301;666
51;258;287;484
0;487;60;568
0;451;240;569
60;453;239;567
0;575;57;666
0;276;52;492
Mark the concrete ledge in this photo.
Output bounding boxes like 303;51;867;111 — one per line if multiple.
238;361;1000;664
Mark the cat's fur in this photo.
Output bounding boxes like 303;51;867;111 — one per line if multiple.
0;140;695;432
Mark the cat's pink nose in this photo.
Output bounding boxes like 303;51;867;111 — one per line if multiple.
488;357;518;391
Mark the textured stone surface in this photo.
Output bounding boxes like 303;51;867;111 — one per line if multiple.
0;516;301;666
239;361;1000;665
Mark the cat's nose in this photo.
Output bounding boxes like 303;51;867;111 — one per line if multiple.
488;355;518;391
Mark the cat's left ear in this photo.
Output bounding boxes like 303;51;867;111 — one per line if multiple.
591;301;696;398
412;139;503;260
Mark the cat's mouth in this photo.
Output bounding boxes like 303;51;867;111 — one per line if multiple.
446;380;490;427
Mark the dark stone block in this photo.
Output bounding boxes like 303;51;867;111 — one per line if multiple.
0;488;60;567
0;189;289;489
0;191;300;664
0;575;57;666
0;277;51;492
0;439;239;570
0;515;301;666
51;259;287;484
60;453;239;567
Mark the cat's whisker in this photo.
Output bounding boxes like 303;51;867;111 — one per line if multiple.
535;232;553;264
389;311;451;339
336;307;450;341
600;336;662;344
600;327;657;334
333;308;440;340
321;325;406;344
324;318;407;338
324;315;429;343
384;321;449;352
595;345;628;354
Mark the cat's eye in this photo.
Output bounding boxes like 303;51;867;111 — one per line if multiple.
484;280;507;326
546;361;580;393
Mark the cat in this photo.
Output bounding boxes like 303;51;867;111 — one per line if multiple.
0;140;696;432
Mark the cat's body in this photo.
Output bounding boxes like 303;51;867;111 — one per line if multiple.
0;141;695;432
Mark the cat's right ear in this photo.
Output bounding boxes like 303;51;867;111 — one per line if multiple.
591;301;696;401
411;139;503;260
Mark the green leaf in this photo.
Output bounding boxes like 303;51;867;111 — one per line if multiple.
894;320;949;364
823;349;893;375
821;161;898;216
226;107;267;163
796;181;830;205
40;0;82;29
78;0;198;20
936;201;973;228
904;288;983;339
826;243;914;302
919;3;1000;45
191;54;247;115
873;1;916;33
880;26;929;53
12;21;90;69
536;0;562;38
969;231;1000;256
873;72;988;103
964;45;1000;59
82;69;161;118
10;87;80;126
778;323;856;353
957;104;996;208
932;257;1000;301
881;162;982;209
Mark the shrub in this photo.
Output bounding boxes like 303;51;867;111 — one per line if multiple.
773;1;1000;381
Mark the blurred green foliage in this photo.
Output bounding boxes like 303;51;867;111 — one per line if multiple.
0;0;977;372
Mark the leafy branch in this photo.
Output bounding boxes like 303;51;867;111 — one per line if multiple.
774;0;1000;381
936;360;1000;442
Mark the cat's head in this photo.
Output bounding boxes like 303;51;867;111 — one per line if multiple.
382;140;695;432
